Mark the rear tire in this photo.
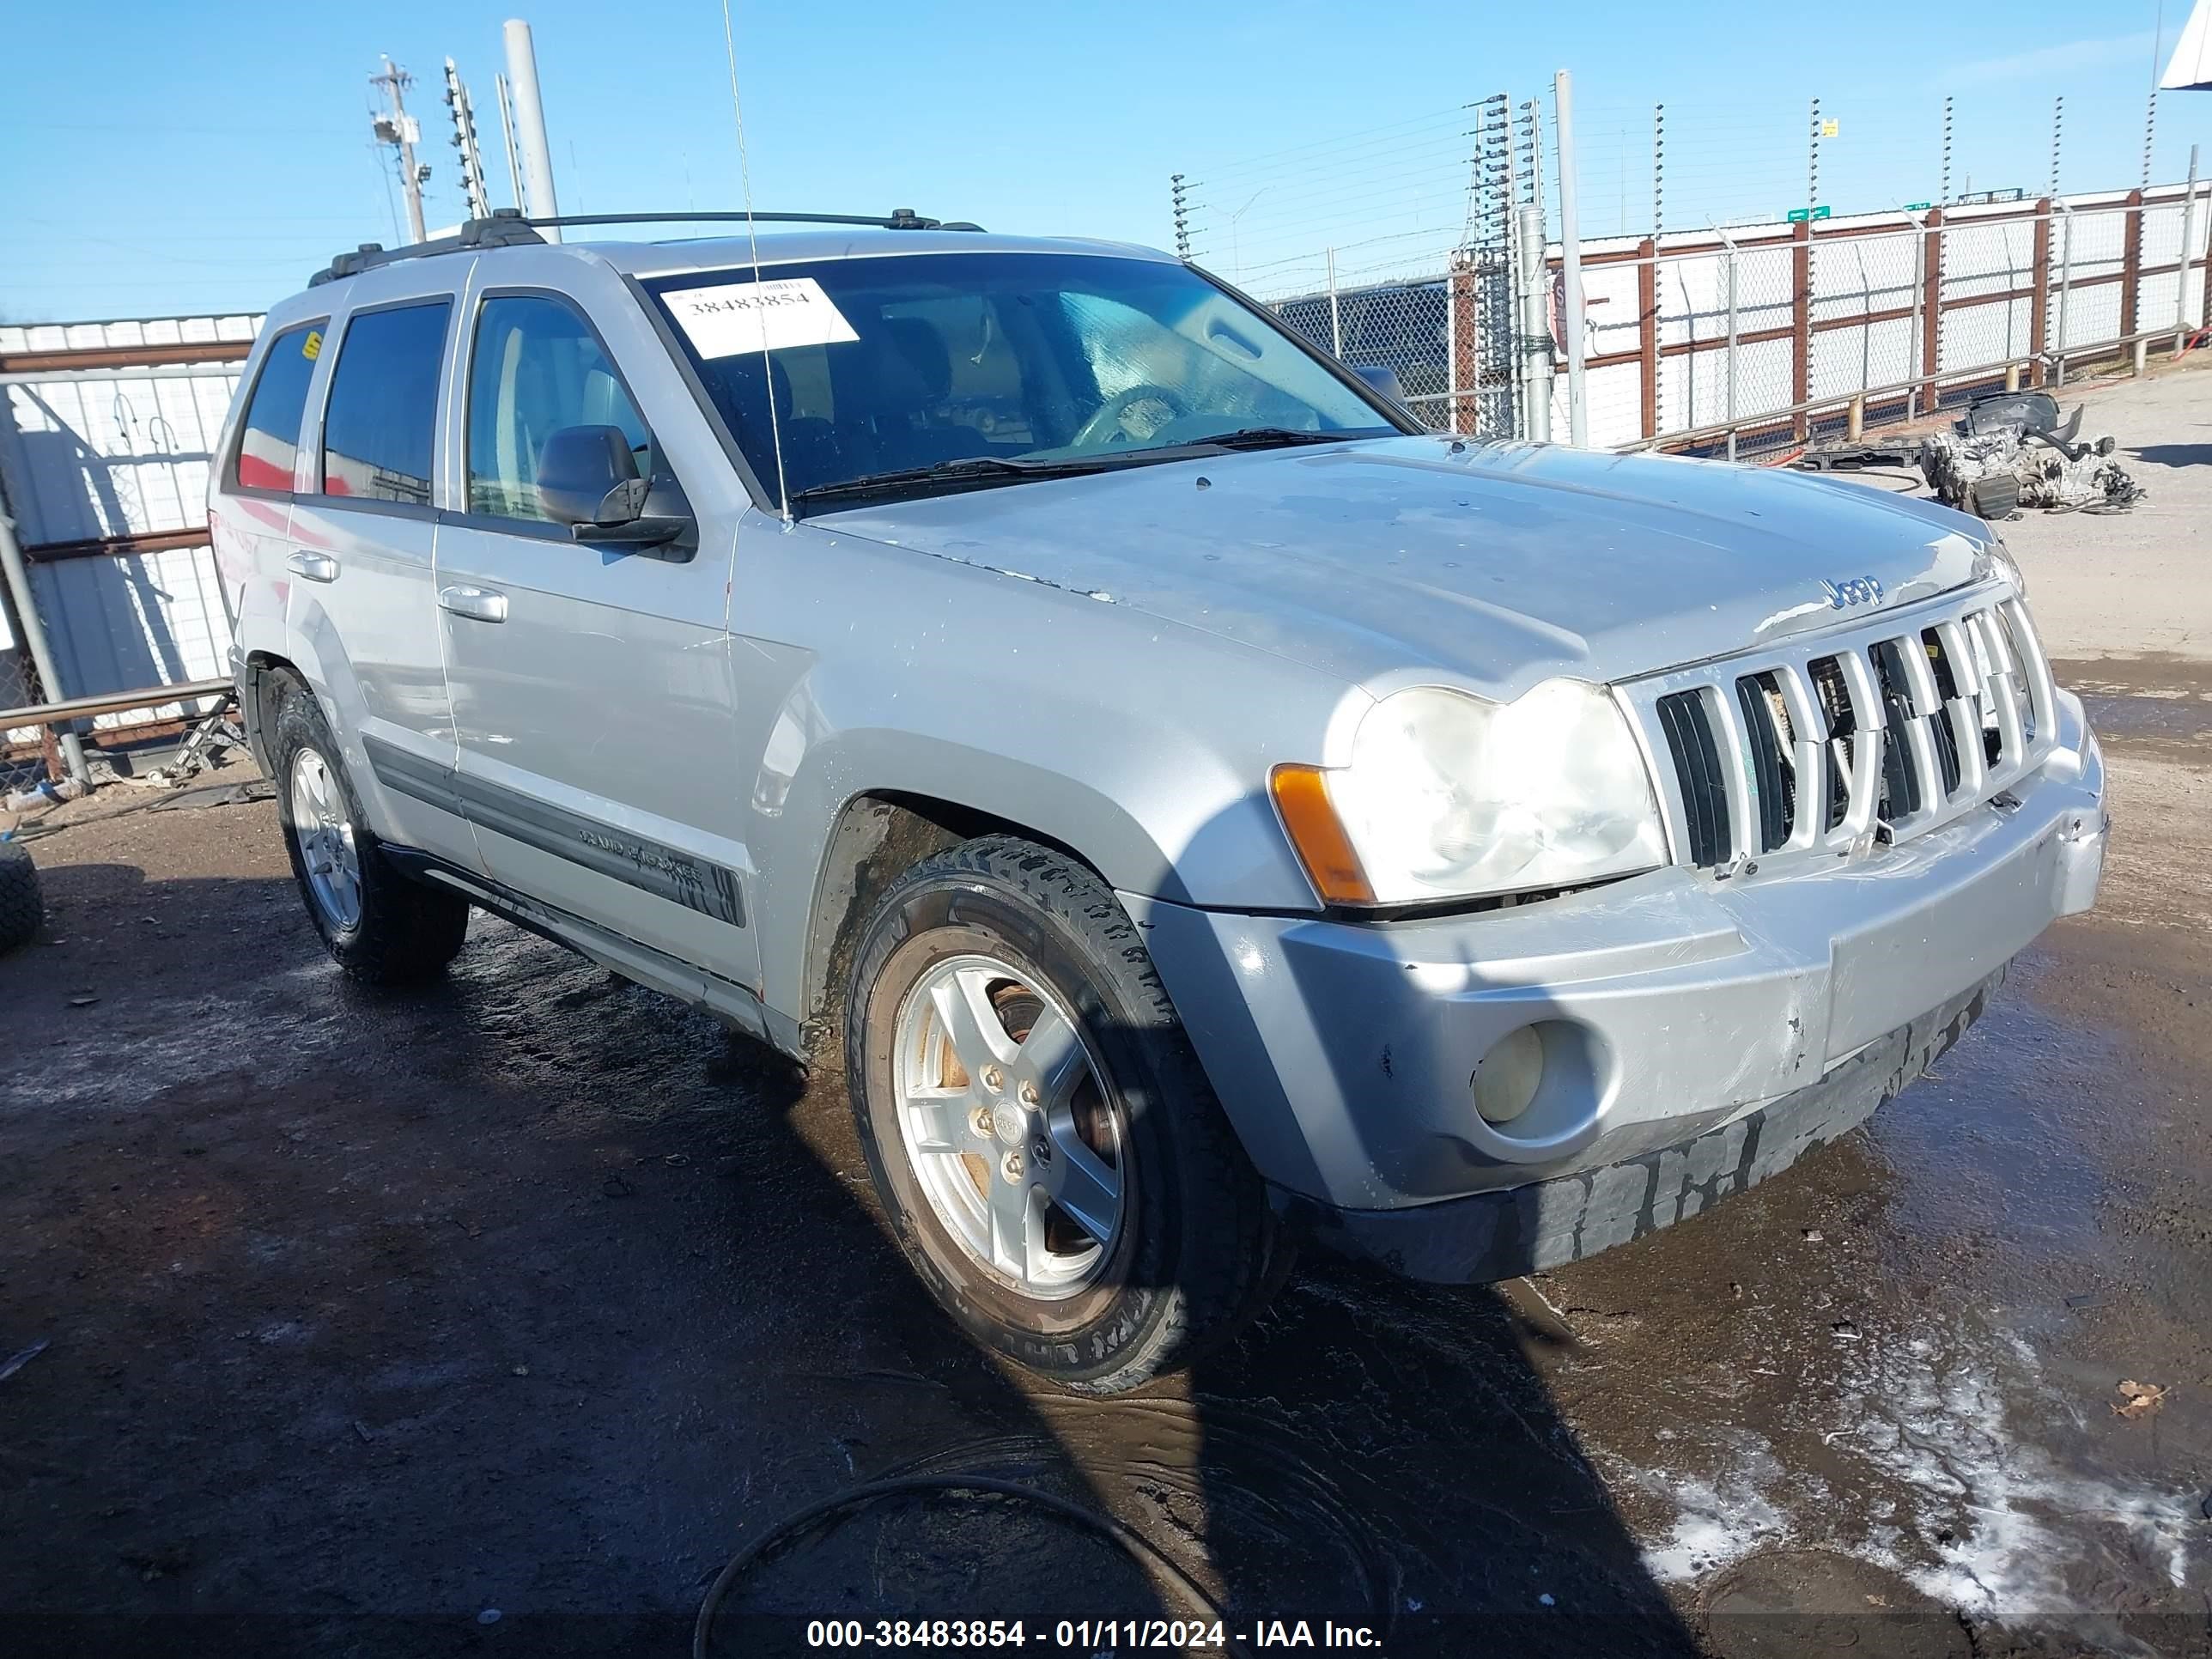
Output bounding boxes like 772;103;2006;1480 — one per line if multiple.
845;835;1283;1395
268;672;468;986
0;839;43;955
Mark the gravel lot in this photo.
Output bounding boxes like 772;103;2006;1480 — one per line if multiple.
1;356;2207;1658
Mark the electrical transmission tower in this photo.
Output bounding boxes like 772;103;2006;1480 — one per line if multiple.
443;58;492;221
370;58;430;244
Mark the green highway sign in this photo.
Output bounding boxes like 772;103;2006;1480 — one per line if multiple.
1905;200;1932;211
1786;205;1832;223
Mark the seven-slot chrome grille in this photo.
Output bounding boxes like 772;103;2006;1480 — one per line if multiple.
1618;586;2058;872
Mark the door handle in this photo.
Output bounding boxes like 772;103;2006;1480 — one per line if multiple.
438;584;509;624
285;551;339;583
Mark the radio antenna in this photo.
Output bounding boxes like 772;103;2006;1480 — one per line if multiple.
720;0;791;520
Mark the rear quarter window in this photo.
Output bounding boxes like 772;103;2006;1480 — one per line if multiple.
319;301;453;505
231;321;325;493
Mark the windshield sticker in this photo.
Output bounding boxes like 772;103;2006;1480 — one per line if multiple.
661;276;860;358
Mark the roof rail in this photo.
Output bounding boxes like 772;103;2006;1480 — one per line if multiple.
309;207;981;286
523;209;985;233
309;210;545;286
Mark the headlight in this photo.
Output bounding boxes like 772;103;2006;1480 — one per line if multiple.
1983;531;2027;598
1272;679;1668;906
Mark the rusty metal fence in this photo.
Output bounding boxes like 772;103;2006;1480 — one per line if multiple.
1176;85;2212;458
1559;184;2210;458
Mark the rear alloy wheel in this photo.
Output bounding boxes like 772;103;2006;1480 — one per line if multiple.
269;671;469;986
847;836;1283;1394
289;746;363;933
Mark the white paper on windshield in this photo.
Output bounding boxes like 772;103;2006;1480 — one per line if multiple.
661;276;860;358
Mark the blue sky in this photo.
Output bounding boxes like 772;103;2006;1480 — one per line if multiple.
1;0;2202;321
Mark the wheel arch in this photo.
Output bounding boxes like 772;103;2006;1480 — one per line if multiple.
789;790;1108;1062
237;648;306;775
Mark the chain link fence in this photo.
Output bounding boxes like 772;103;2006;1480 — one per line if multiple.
1172;94;1533;440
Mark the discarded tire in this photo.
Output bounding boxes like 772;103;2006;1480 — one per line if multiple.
0;839;43;955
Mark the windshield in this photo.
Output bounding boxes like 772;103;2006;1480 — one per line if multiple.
643;251;1401;511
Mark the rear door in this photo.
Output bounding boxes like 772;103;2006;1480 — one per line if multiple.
211;314;324;675
286;272;477;866
433;262;757;994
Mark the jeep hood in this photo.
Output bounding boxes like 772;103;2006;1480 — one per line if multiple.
811;436;2000;696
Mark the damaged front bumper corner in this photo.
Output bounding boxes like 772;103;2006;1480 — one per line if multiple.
1127;692;2106;1284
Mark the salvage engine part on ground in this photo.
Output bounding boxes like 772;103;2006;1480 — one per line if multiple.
0;837;43;953
1793;438;1923;472
131;692;250;787
1920;390;2141;516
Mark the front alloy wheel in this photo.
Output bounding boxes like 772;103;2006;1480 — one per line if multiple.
846;835;1284;1395
893;953;1125;1300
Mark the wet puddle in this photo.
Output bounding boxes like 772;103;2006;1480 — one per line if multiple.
2077;693;2212;744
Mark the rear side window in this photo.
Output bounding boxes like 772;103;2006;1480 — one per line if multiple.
466;295;654;521
319;301;453;506
231;321;324;492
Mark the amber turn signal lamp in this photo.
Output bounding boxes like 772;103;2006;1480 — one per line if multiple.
1269;764;1376;905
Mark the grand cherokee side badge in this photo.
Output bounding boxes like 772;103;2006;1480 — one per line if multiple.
1820;575;1883;609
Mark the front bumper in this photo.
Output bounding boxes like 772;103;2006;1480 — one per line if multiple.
1309;969;1999;1283
1127;691;2106;1233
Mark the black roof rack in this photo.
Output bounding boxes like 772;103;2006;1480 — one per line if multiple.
309;207;981;286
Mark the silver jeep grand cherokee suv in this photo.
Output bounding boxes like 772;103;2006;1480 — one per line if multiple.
211;209;2106;1394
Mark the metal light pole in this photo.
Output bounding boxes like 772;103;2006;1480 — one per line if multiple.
1554;69;1589;447
503;19;561;240
1518;204;1553;442
2181;144;2203;346
1713;222;1741;461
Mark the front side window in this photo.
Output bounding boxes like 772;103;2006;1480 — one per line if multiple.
466;295;655;522
319;301;452;506
232;321;324;492
644;252;1398;512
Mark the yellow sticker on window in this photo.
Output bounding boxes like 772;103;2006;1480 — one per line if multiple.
302;330;323;361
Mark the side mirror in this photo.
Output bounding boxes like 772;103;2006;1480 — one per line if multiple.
535;425;693;554
1351;363;1407;404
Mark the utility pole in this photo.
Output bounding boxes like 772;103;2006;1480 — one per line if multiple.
443;58;492;222
370;58;430;245
502;20;561;240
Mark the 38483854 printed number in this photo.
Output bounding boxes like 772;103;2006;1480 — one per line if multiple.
806;1620;1028;1648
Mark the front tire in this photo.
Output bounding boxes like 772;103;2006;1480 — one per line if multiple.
845;836;1282;1394
268;672;468;986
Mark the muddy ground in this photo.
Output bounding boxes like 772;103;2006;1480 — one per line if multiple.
2;362;2208;1658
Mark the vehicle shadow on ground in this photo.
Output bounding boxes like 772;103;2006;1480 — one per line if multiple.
0;859;1698;1657
2127;441;2212;468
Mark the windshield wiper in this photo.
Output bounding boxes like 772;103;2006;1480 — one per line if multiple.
1192;426;1379;451
787;453;1131;507
788;447;1218;508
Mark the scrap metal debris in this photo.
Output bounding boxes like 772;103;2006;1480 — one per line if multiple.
1921;392;2142;517
2112;1379;2170;1419
1796;389;2142;517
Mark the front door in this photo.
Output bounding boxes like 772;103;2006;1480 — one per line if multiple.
434;284;758;996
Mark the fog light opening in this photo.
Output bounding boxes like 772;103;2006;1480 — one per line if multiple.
1473;1025;1546;1125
